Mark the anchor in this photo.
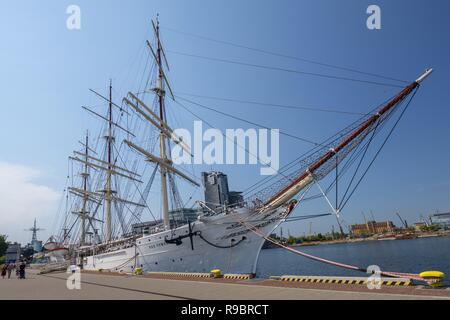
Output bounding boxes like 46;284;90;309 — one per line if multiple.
164;220;199;250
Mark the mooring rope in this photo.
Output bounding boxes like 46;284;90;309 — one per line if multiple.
235;215;425;282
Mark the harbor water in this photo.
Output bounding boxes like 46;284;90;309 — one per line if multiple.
256;237;450;285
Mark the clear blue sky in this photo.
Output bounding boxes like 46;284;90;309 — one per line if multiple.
1;0;449;243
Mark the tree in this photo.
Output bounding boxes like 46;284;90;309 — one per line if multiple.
0;235;8;257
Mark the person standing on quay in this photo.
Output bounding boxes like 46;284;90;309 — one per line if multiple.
1;264;7;279
19;261;26;279
7;263;14;279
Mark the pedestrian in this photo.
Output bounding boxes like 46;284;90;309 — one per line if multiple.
1;264;7;279
15;262;20;278
7;263;14;279
19;261;26;279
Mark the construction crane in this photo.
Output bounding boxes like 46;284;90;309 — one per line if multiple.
395;212;408;229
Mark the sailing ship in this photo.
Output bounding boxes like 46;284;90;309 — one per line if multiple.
55;17;433;275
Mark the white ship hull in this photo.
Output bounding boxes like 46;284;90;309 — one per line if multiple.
83;206;288;275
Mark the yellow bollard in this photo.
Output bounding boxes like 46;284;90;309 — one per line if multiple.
134;267;143;275
419;271;445;287
210;269;222;278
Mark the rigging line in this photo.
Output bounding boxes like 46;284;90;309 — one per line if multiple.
301;135;375;203
238;216;424;281
176;96;325;147
166;50;404;89
173;99;295;184
112;143;158;223
300;114;392;203
240;92;399;195
161;26;409;84
175;92;368;116
61;215;80;243
338;108;385;209
245;107;394;202
208;213;332;225
305;107;396;204
339;88;419;211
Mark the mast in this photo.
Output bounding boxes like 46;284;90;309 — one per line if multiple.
80;131;89;245
264;69;433;210
155;18;170;229
73;83;143;245
105;80;113;242
25;219;43;244
122;17;200;228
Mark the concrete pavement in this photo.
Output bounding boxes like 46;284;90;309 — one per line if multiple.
0;270;449;300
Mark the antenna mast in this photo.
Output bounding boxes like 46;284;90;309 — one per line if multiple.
25;219;43;243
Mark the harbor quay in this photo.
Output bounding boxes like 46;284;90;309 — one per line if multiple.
0;269;449;300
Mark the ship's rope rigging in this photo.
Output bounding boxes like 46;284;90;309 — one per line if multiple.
281;92;406;208
338;88;419;211
59;18;425;250
173;99;294;184
199;86;426;280
166;49;404;89
175;95;324;147
111;20;412;227
240;92;400;197
160;25;409;85
174;92;369;116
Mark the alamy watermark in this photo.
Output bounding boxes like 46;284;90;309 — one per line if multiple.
171;121;280;176
66;5;81;30
66;265;81;290
366;265;382;289
366;5;381;30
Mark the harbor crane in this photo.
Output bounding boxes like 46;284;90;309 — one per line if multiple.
395;212;408;229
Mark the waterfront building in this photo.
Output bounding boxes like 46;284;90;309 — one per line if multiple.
169;208;199;223
228;191;244;207
131;220;163;236
5;243;21;263
351;220;396;236
414;222;428;231
430;212;450;230
202;171;230;209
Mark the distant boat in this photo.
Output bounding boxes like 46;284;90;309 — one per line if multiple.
417;234;439;238
377;234;397;241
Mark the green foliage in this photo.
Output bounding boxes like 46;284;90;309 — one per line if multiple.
0;235;8;257
287;233;339;244
419;224;440;232
0;256;5;265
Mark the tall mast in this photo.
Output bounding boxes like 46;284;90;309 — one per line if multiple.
122;17;200;228
155;18;170;229
80;131;89;245
105;80;113;241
